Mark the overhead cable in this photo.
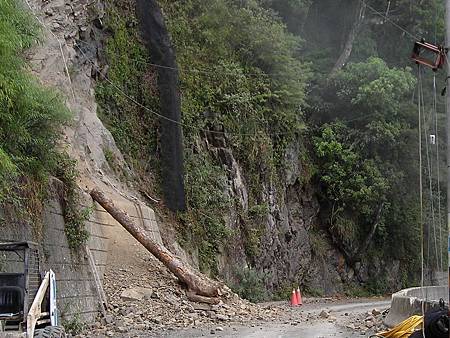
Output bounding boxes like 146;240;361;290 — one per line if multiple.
433;74;444;272
360;0;419;41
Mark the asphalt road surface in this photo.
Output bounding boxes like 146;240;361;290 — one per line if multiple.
159;299;391;338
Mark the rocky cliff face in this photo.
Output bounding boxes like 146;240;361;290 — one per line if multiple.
47;0;328;297
26;0;133;195
25;0;405;300
208;136;345;295
209;132;404;295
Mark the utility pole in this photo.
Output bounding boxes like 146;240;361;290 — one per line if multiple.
446;0;450;298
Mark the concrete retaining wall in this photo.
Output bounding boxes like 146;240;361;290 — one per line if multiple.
0;179;163;324
93;197;163;246
0;182;112;323
384;286;448;327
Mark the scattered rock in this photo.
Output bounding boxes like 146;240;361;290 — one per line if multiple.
120;287;153;301
216;314;229;321
117;326;127;333
372;308;381;316
193;303;212;311
341;304;388;335
164;294;179;305
319;310;329;319
150;291;160;299
86;250;286;337
104;315;114;325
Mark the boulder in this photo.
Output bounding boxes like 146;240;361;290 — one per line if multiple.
120;287;153;301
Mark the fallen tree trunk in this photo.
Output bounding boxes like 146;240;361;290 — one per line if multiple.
90;188;222;299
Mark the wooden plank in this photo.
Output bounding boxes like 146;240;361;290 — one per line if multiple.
85;246;107;316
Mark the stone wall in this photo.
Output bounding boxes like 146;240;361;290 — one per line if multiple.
0;179;165;324
14;0;164;325
0;183;111;323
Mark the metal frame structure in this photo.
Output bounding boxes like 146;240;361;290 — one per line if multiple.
0;241;59;337
0;242;41;330
412;39;447;71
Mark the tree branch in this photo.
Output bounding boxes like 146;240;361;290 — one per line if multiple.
330;1;366;75
352;202;384;265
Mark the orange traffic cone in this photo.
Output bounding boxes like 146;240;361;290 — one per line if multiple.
296;287;303;306
290;289;298;306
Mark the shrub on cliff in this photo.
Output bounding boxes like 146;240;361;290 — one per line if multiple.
0;0;70;203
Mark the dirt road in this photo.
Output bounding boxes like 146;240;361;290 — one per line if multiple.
156;299;391;338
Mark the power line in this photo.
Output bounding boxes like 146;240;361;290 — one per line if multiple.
420;74;439;273
73;0;420;83
417;64;446;283
77;0;421;80
361;0;419;41
417;66;426;319
23;0;386;141
75;40;292;79
77;0;422;80
418;69;431;281
73;1;423;83
75;42;305;138
24;0;75;100
76;42;393;133
433;74;444;272
28;0;425;139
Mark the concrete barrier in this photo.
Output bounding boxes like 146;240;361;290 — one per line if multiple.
384;286;448;328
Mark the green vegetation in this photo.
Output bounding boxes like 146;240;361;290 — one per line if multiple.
54;154;90;250
97;0;444;293
0;0;89;249
303;286;325;298
343;284;372;298
309;229;328;258
181;151;230;273
62;313;85;335
166;0;309;271
161;0;308;168
95;2;159;177
98;0;309;272
241;203;269;261
103;147;115;166
230;266;268;303
0;0;70;207
313;57;421;281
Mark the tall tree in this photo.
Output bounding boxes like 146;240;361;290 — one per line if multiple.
330;0;366;74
